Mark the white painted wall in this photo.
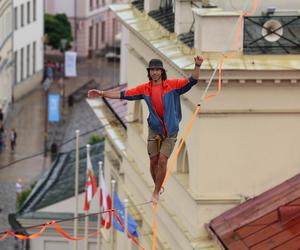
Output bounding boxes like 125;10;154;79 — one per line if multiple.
144;0;160;13
174;0;201;34
13;0;44;98
120;26;129;84
0;0;13;108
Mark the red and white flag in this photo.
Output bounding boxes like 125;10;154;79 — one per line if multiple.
83;149;97;211
99;168;112;229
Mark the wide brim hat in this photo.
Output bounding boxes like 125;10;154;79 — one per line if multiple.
147;59;165;71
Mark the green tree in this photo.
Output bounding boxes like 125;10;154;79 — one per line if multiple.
45;13;73;51
87;134;105;145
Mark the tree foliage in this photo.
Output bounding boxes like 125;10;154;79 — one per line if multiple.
45;13;73;51
87;134;105;145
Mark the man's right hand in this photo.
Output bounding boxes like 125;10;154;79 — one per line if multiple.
88;89;103;98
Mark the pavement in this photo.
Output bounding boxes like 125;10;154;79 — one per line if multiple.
0;56;120;249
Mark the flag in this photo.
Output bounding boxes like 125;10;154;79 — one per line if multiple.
83;150;97;211
99;168;112;229
113;192;138;238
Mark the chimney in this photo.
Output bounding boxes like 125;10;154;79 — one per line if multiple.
193;8;242;52
144;0;160;13
174;0;202;35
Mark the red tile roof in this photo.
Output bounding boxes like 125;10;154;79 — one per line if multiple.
209;173;300;249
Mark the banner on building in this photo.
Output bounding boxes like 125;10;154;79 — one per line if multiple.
64;51;77;77
48;93;60;122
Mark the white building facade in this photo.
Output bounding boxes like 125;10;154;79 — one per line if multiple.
13;0;44;100
0;0;13;113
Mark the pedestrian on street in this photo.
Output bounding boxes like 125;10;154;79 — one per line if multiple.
0;108;3;123
16;179;23;194
88;55;204;204
10;128;17;153
0;124;4;152
0;126;6;152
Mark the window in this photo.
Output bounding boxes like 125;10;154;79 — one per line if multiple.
89;25;93;48
14;51;18;84
113;18;118;37
32;41;36;73
101;21;105;42
96;23;99;49
102;0;106;6
177;141;189;174
89;0;93;10
20;48;24;81
14;7;18;30
6;11;11;35
26;44;30;77
27;1;31;24
21;4;24;27
96;0;100;8
133;101;143;134
33;0;36;21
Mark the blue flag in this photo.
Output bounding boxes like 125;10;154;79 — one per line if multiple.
113;192;138;238
48;94;60;122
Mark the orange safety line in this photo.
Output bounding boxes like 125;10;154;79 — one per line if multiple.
163;105;201;186
0;233;9;241
152;106;201;250
203;0;259;101
112;210;145;250
152;204;157;250
8;222;51;240
52;221;100;240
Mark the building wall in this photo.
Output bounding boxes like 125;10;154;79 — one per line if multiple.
45;0;122;58
13;0;44;100
0;0;13;112
30;236;96;250
107;9;300;250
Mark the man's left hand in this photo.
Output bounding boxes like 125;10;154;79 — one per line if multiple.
194;55;204;66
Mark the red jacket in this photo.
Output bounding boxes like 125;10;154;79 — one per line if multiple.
120;76;198;136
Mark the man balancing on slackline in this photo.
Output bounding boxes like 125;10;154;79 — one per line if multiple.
88;55;204;204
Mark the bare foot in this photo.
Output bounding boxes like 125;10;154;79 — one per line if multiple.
152;191;160;205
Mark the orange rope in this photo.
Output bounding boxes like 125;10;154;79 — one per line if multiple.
152;204;157;250
8;222;51;240
0;233;9;241
52;221;100;240
202;0;259;101
163;105;201;186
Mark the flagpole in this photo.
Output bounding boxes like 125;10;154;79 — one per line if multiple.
84;144;91;250
124;198;129;250
111;179;116;250
97;161;103;250
73;130;80;250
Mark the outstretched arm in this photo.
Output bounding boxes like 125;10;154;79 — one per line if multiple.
88;89;121;99
191;55;204;80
